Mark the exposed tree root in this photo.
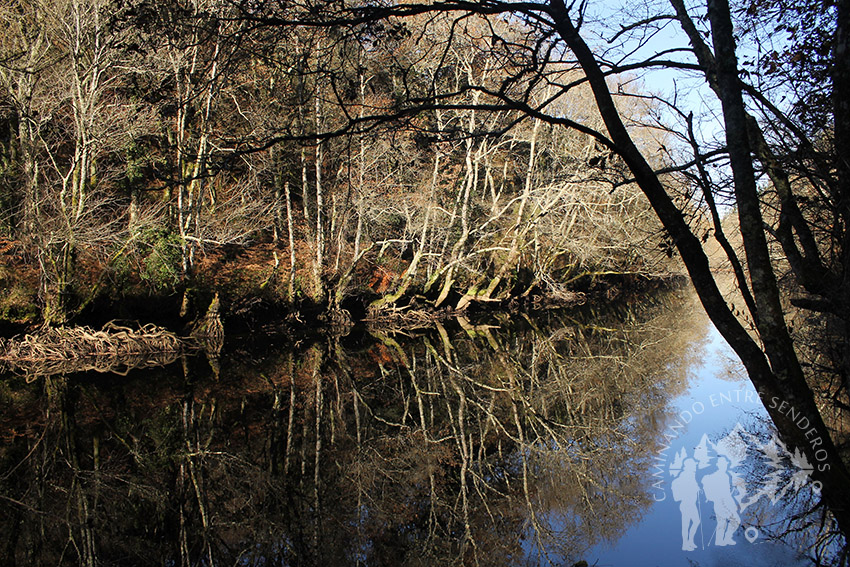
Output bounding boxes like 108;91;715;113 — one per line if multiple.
0;322;183;377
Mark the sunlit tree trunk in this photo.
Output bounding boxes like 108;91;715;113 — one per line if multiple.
477;116;542;304
370;140;441;309
314;90;326;303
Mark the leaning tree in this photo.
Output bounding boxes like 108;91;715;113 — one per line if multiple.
222;0;850;537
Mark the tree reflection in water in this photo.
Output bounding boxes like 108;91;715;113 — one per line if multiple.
1;289;826;566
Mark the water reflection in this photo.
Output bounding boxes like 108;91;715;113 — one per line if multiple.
0;291;835;566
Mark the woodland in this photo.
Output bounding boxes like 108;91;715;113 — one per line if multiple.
0;0;675;331
3;0;850;560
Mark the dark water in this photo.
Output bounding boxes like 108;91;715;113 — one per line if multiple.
0;291;844;566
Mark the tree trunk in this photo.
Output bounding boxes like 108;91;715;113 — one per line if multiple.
314;91;325;303
285;181;297;303
370;149;440;309
550;0;850;532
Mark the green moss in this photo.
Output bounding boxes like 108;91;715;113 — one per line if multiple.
139;228;183;292
0;266;39;324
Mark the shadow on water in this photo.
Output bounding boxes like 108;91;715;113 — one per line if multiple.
0;289;845;566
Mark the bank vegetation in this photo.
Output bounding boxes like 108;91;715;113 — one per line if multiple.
0;0;678;329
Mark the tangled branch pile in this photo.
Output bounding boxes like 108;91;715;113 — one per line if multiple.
0;322;183;377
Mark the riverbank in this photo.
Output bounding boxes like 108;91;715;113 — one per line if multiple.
0;237;684;338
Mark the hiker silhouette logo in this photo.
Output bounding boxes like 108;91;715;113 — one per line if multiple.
668;423;819;550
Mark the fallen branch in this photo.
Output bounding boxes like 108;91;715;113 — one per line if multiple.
0;321;183;377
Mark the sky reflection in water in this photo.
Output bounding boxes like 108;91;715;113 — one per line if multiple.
589;325;817;567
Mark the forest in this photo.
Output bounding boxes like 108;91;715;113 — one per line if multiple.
0;0;674;330
3;0;850;563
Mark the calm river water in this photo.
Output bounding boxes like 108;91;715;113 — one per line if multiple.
0;290;843;565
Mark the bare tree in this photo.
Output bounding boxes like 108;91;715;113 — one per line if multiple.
217;0;850;533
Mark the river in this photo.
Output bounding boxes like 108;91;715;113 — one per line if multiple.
0;289;843;565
